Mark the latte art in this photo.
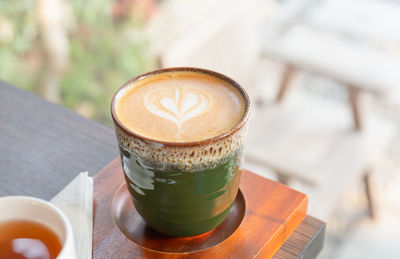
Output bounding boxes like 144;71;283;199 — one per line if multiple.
144;88;209;130
116;71;245;142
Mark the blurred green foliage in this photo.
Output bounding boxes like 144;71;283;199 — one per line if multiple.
0;0;37;90
0;0;156;125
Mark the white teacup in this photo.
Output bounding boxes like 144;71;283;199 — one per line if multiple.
0;196;76;259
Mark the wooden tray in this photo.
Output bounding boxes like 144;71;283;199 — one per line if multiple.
93;158;308;258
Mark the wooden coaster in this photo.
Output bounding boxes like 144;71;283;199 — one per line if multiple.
112;183;246;253
93;158;308;258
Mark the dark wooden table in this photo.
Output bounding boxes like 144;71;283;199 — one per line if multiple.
0;81;325;258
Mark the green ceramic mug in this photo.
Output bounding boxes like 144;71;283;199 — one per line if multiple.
111;67;250;237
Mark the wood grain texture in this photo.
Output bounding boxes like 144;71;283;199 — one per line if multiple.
274;216;325;259
93;158;313;258
0;81;118;200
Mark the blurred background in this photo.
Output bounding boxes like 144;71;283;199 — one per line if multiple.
1;0;400;258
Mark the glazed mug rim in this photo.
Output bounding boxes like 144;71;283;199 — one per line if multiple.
111;67;251;147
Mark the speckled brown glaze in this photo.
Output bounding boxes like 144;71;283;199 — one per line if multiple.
111;67;250;172
115;123;247;172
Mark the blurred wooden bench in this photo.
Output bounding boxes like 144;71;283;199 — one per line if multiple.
246;86;396;219
260;0;400;108
246;0;400;219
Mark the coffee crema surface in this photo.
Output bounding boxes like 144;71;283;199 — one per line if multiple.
116;71;245;142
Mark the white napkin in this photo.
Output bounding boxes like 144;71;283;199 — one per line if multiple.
51;172;93;259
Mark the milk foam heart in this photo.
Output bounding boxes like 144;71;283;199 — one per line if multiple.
115;71;245;142
144;88;209;129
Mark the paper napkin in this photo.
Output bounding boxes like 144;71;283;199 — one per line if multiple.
51;172;93;259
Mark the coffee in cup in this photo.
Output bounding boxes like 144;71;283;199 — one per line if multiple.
111;68;250;237
116;70;245;142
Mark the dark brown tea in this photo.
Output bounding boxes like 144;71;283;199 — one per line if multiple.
0;220;62;259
